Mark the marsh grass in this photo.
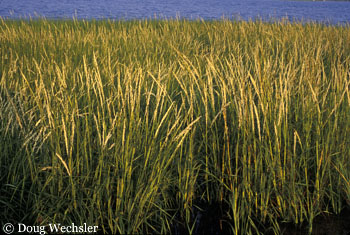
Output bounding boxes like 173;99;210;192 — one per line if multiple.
1;17;350;234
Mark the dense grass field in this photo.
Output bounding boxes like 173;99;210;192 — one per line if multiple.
1;18;350;234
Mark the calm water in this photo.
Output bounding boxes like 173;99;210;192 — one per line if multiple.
0;0;350;24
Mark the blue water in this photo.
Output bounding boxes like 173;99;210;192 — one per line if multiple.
0;0;350;24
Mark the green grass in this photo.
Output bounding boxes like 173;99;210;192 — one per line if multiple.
1;17;350;234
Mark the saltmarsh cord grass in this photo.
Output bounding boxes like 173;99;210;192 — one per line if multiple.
0;18;349;234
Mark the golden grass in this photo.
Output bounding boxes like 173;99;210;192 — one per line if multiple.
1;18;350;234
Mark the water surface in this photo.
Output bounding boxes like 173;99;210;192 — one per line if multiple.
0;0;350;24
